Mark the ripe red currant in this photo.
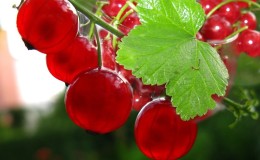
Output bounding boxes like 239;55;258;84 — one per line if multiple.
46;36;98;84
102;0;129;18
214;2;241;24
236;0;257;9
200;15;233;40
239;11;257;30
233;29;260;57
65;68;133;134
17;0;79;53
135;99;197;160
118;12;141;35
199;0;223;14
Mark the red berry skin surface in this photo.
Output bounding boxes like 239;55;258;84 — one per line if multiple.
119;12;141;35
234;30;260;57
102;0;128;18
65;68;133;134
239;12;257;30
199;0;222;14
135;99;197;160
17;0;78;53
214;2;241;24
200;15;233;40
46;36;98;84
102;39;117;70
236;0;257;9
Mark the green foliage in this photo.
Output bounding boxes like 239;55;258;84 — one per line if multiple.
234;54;260;86
117;0;229;120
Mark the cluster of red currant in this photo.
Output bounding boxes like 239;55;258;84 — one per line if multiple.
16;0;198;159
15;0;259;159
199;0;260;57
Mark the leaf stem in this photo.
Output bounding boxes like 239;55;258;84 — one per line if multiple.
69;0;124;37
206;0;260;19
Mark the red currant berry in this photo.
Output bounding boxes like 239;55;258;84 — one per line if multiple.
214;2;241;24
46;36;98;84
65;68;133;134
17;0;79;53
135;99;197;160
233;29;260;57
236;0;257;9
200;15;233;40
239;11;257;30
102;0;129;18
132;90;152;111
199;0;222;14
118;12;141;35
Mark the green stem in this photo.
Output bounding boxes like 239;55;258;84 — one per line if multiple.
206;0;260;19
69;0;124;37
111;0;135;48
223;97;244;110
88;2;104;39
127;1;138;12
119;9;134;24
94;26;102;67
225;26;248;39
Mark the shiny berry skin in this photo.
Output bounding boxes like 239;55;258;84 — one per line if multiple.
233;29;260;57
199;0;222;14
239;12;257;30
132;90;152;111
46;36;98;84
65;68;133;134
119;12;141;35
236;0;257;9
135;99;197;160
17;0;78;53
200;15;233;40
102;0;129;18
214;2;241;24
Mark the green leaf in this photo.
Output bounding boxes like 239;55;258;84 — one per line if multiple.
116;0;229;120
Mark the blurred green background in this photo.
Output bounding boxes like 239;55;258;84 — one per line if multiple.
1;0;260;160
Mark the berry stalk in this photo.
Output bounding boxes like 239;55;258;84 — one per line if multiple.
69;0;124;37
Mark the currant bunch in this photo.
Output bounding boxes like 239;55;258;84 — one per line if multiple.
199;0;260;57
15;0;260;159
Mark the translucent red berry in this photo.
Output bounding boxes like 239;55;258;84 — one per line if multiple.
214;2;241;24
200;15;233;40
16;0;79;53
46;36;98;84
102;0;129;18
236;0;257;9
135;99;197;160
65;68;133;134
239;11;257;30
199;0;223;14
233;29;260;57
